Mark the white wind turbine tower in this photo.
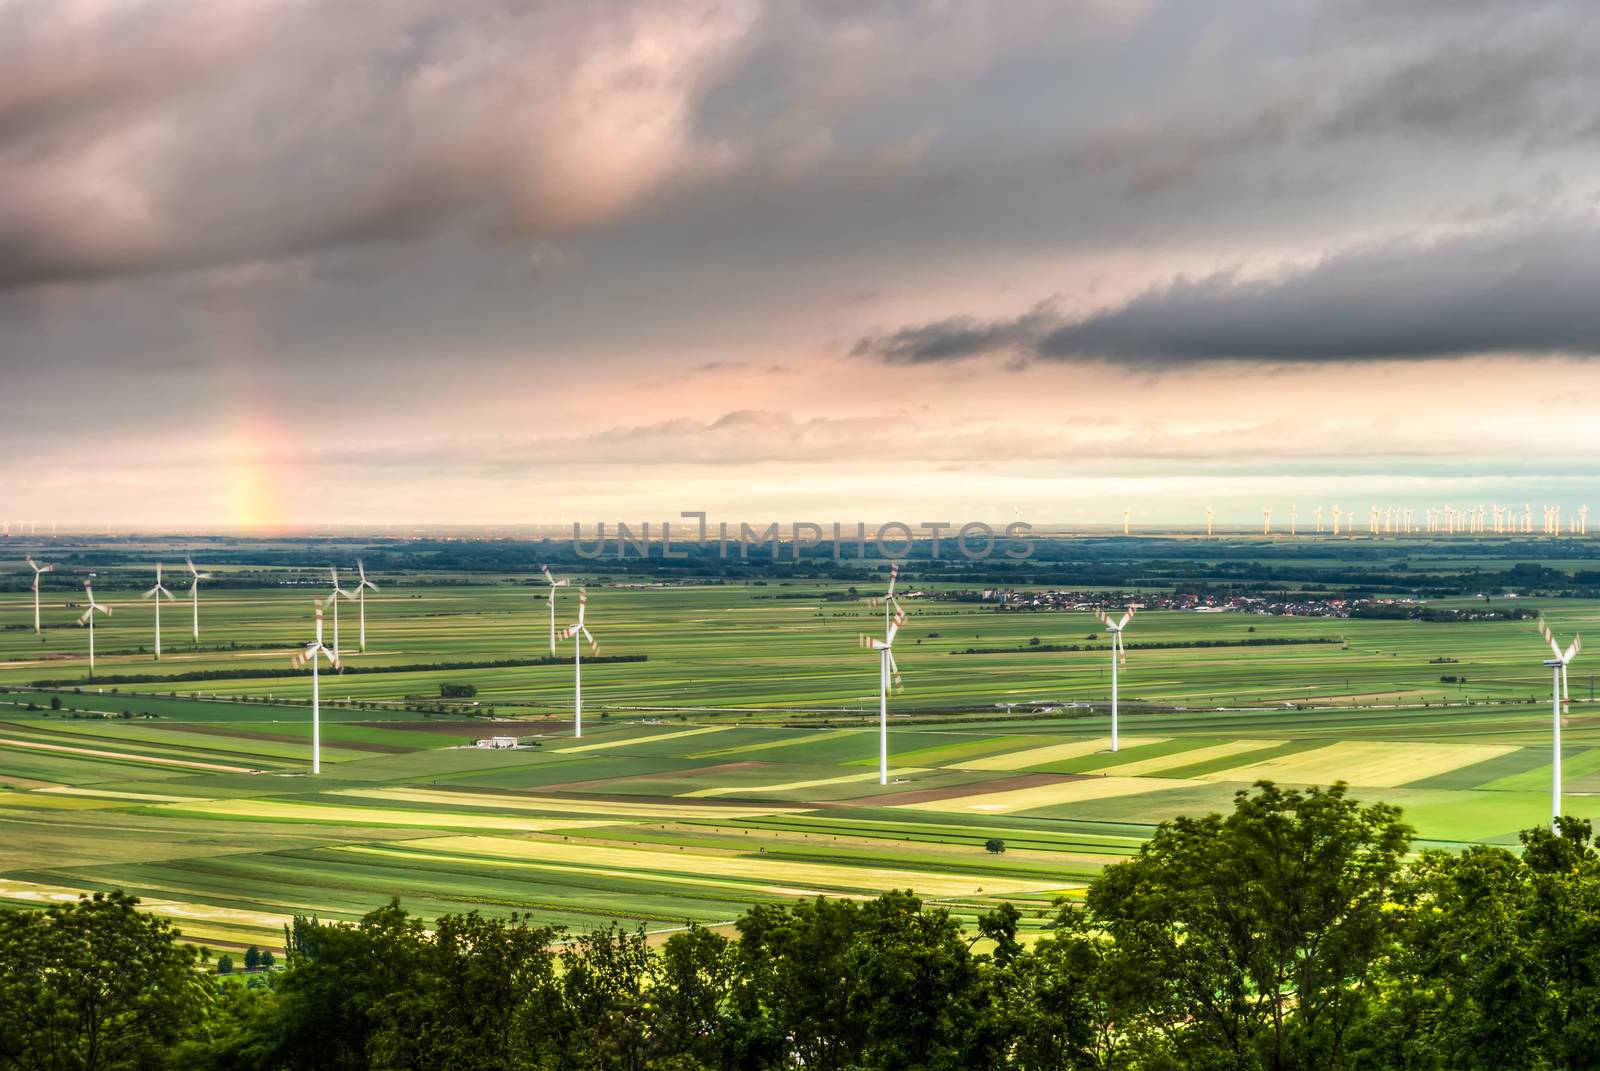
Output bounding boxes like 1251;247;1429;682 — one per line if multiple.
1290;504;1297;536
1313;506;1323;534
541;565;571;656
1094;606;1136;752
291;602;340;774
1206;506;1213;537
353;560;379;652
1262;507;1271;536
559;588;600;738
185;557;213;641
325;567;355;662
141;563;175;660
1539;622;1582;825
1122;509;1130;535
861;567;907;785
1332;506;1342;536
25;556;53;634
78;577;111;674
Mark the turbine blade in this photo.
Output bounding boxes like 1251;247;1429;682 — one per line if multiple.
1567;636;1582;663
78;609;93;625
142;588;157;600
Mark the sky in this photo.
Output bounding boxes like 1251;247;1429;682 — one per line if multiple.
4;0;1600;532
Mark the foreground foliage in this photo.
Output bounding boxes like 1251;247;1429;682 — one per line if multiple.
7;783;1600;1070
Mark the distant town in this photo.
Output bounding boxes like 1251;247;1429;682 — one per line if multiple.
937;589;1539;622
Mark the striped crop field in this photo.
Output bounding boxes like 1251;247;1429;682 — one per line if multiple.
3;571;1600;949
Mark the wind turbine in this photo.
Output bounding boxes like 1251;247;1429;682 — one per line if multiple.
1205;506;1214;537
141;564;175;660
78;577;111;674
541;565;571;656
869;562;904;631
291;602;340;774
1122;509;1130;536
25;556;53;634
184;557;213;642
325;567;355;661
1540;619;1579;720
559;588;600;737
1094;606;1136;752
1262;507;1271;536
353;560;379;652
1539;623;1581;825
860;570;907;785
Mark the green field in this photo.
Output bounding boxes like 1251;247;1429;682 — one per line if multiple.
3;544;1597;951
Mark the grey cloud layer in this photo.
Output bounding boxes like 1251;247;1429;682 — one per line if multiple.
855;219;1600;366
0;0;1132;291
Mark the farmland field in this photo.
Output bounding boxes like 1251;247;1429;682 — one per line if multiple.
3;535;1600;950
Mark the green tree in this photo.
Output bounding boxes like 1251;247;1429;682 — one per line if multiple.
1086;781;1411;1071
267;899;429;1070
735;891;1003;1071
1357;818;1600;1071
242;946;260;972
216;955;233;976
0;890;209;1071
649;924;740;1069
371;909;562;1071
559;923;653;1070
1004;906;1157;1071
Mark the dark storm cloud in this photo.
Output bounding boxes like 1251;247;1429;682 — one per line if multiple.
0;0;1134;292
1066;0;1600;197
855;219;1600;366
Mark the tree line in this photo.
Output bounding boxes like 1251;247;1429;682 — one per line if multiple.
4;783;1599;1070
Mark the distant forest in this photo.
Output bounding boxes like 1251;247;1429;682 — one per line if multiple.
7;533;1600;599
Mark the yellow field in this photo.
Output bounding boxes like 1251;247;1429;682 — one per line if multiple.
0;735;255;773
1097;739;1281;777
680;767;927;798
39;786;199;803
1202;740;1519;788
549;726;731;754
954;736;1167;771
689;729;855;759
336;786;790;819
0;876;291;947
153;797;618;832
395;835;1071;899
905;775;1201;814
